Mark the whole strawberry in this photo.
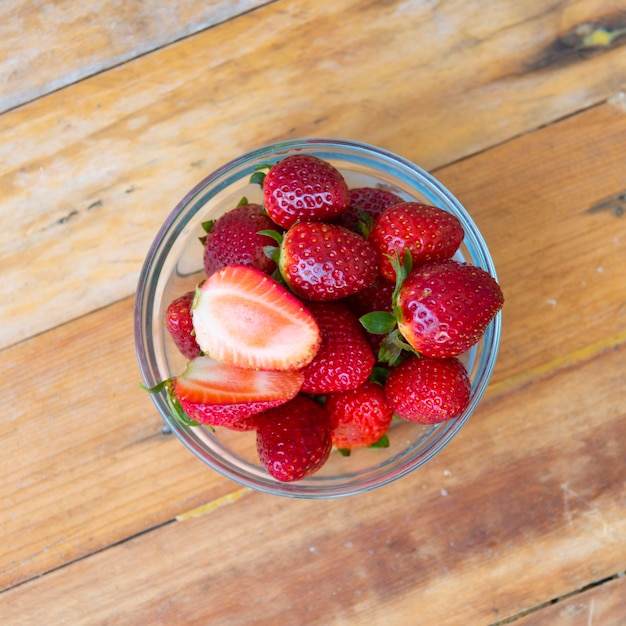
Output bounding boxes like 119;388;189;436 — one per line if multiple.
369;202;464;281
202;202;278;277
278;221;379;301
263;155;350;228
327;381;394;450
335;187;403;234
396;259;503;358
300;302;375;394
385;355;471;424
256;395;332;482
165;291;201;359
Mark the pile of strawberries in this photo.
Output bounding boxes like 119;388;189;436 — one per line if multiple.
153;154;504;482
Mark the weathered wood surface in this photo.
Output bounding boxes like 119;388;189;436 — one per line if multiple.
2;99;625;624
2;0;626;623
0;0;271;113
1;331;624;624
2;0;626;349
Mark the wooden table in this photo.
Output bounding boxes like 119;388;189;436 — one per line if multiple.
2;1;625;623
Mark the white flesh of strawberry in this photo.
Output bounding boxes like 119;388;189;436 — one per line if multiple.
176;356;303;405
192;266;321;371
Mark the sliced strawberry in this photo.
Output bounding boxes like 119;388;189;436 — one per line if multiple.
192;265;321;371
172;356;304;429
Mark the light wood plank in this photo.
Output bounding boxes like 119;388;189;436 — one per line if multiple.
1;0;271;113
513;573;626;626
435;95;626;391
0;297;240;592
1;342;624;624
2;0;626;348
1;99;625;596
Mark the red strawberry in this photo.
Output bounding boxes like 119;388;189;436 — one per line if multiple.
256;395;332;482
300;302;375;394
263;155;350;228
369;202;464;281
278;222;379;301
327;381;394;450
192;265;321;371
202;203;279;277
161;356;304;430
396;260;504;358
335;187;403;234
384;355;471;424
165;291;201;359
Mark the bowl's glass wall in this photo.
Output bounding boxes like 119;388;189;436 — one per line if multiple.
134;139;501;498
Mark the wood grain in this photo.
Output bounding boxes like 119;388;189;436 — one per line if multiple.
2;0;626;349
514;573;626;626
1;340;624;624
1;0;270;113
1;98;625;601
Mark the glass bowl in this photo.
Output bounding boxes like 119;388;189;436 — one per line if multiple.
134;138;502;498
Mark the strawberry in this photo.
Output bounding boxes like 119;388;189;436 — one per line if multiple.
384;355;471;424
192;265;321;371
396;259;504;358
369;202;464;281
256;395;332;481
263;155;350;228
335;187;403;234
300;302;375;394
165;291;202;359
327;381;394;450
154;356;304;430
278;221;379;301
202;202;279;277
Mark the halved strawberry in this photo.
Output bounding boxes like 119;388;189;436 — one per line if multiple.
172;356;304;429
192;265;321;371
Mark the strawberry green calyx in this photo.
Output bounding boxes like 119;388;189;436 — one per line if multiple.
249;164;271;187
258;229;283;265
141;379;202;428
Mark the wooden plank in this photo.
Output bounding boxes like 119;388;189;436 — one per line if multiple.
1;0;271;113
1;94;625;593
0;297;240;592
435;94;626;392
1;341;624;624
513;573;626;626
2;0;626;348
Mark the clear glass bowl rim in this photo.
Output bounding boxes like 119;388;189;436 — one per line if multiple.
134;138;502;499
